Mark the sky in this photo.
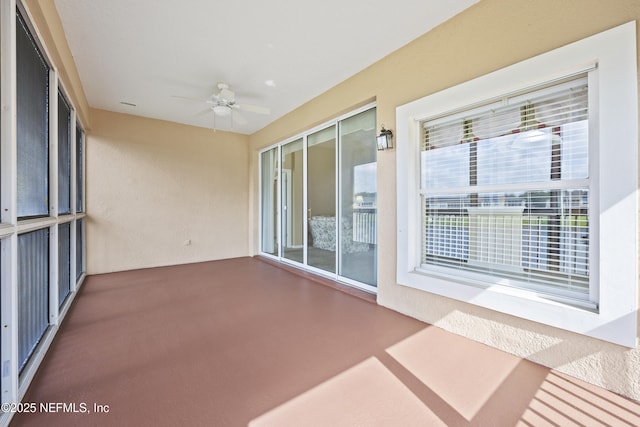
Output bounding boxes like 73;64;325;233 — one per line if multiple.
354;161;377;194
422;121;588;191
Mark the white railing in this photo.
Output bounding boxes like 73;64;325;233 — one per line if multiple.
425;214;468;259
468;207;524;267
424;211;589;276
352;210;377;244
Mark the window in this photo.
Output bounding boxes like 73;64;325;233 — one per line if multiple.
76;218;85;280
18;228;50;372
0;3;88;411
16;11;49;219
420;76;590;302
76;124;85;213
58;91;72;215
396;22;637;346
58;222;72;306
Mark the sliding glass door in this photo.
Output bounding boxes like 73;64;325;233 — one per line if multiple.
259;105;377;291
281;139;304;263
260;147;278;256
339;109;377;285
307;126;337;272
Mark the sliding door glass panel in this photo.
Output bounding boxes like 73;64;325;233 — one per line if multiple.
260;148;278;255
307;126;336;272
17;12;49;219
281;139;304;263
339;109;377;286
18;228;49;372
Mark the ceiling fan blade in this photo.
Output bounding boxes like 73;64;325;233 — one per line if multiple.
194;107;212;117
232;111;248;126
172;95;207;103
237;103;270;115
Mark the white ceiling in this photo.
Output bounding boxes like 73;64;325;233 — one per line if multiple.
54;0;479;134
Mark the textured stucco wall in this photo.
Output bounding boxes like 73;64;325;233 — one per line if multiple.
249;0;640;400
87;109;250;274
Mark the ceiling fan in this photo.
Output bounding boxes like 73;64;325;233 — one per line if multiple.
174;82;270;127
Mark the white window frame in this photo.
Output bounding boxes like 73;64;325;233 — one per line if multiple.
396;22;638;347
0;2;88;424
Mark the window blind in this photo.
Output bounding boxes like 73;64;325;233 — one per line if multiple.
76;219;85;280
16;11;49;219
58;222;72;306
420;76;590;299
76;125;84;212
58;92;71;214
18;228;50;372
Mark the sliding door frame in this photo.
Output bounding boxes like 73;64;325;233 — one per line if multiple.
259;102;377;293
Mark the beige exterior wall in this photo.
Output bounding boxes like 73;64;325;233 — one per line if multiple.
249;0;640;400
87;109;250;274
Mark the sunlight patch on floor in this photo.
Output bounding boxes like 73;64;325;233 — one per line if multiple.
386;326;521;421
249;357;445;427
518;371;640;427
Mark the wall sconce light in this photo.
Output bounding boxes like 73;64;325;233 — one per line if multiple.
377;126;393;151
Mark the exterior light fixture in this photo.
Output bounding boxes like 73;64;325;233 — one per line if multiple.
377;126;393;150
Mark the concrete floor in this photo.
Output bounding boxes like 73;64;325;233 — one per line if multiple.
11;257;640;426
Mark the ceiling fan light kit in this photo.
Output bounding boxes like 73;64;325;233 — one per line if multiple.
174;82;270;130
213;104;232;116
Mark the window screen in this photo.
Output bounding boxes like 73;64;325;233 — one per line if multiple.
16;11;49;219
76;218;84;280
420;76;589;300
58;92;71;214
18;228;50;372
58;222;71;306
76;125;84;213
